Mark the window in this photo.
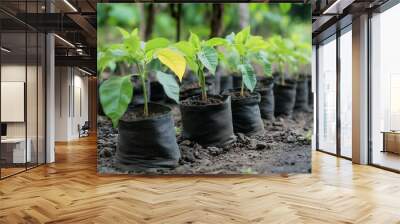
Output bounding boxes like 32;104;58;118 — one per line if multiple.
370;3;400;171
317;36;337;154
0;2;47;179
340;28;352;158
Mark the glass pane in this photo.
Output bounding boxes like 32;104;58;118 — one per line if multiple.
318;37;337;154
340;29;352;158
371;5;400;171
27;31;38;169
38;33;45;165
1;30;27;177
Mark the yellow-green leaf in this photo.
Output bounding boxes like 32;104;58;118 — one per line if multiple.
156;48;186;81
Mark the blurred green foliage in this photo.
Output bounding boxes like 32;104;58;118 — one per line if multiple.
98;3;311;43
97;3;312;77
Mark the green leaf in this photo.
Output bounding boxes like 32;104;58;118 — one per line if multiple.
174;41;196;58
238;63;256;92
186;57;199;74
116;27;130;39
156;48;187;81
97;51;109;73
254;51;272;77
145;38;170;53
109;48;126;57
131;28;139;37
156;71;180;104
197;46;218;74
205;37;227;47
279;3;292;13
99;75;133;128
97;47;120;76
125;34;140;53
235;26;250;45
246;36;267;52
189;32;201;50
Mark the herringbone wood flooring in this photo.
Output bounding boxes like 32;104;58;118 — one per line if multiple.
1;135;400;224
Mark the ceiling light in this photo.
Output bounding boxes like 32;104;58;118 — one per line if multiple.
78;67;93;76
54;34;75;48
1;47;11;53
63;0;78;12
322;0;354;15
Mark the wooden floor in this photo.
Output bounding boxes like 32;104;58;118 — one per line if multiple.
1;135;400;224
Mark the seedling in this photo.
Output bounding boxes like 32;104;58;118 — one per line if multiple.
224;27;272;96
174;33;226;101
289;34;311;80
220;48;240;75
99;28;186;127
265;35;293;85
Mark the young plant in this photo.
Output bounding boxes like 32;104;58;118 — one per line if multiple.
224;27;271;96
173;33;226;101
99;28;186;127
220;48;240;75
265;35;293;85
290;34;311;79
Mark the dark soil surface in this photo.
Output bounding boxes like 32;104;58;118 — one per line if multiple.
180;95;224;106
121;107;167;121
97;106;312;175
226;90;252;100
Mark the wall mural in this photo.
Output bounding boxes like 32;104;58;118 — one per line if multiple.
97;3;313;175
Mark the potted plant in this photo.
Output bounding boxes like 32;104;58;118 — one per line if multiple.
174;32;235;146
98;42;153;110
266;35;297;117
221;27;271;136
254;57;275;121
219;49;240;92
99;28;187;170
290;34;312;112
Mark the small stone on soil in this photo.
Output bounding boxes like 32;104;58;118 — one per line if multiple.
207;147;223;156
286;135;296;143
180;140;192;146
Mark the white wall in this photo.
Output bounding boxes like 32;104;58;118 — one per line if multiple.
1;65;40;138
54;67;89;141
1;63;46;164
55;66;69;141
1;65;26;137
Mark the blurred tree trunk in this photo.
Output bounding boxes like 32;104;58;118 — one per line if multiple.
238;3;249;28
210;4;224;38
176;4;181;41
144;4;155;40
170;4;182;41
138;3;145;39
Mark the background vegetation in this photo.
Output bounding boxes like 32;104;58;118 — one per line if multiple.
98;3;311;46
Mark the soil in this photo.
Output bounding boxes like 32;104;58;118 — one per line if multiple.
225;90;252;100
121;106;167;122
97;104;312;175
180;95;224;106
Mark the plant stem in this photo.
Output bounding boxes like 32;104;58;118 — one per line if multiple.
240;56;244;97
240;79;244;96
280;63;285;86
140;66;149;117
199;69;207;101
